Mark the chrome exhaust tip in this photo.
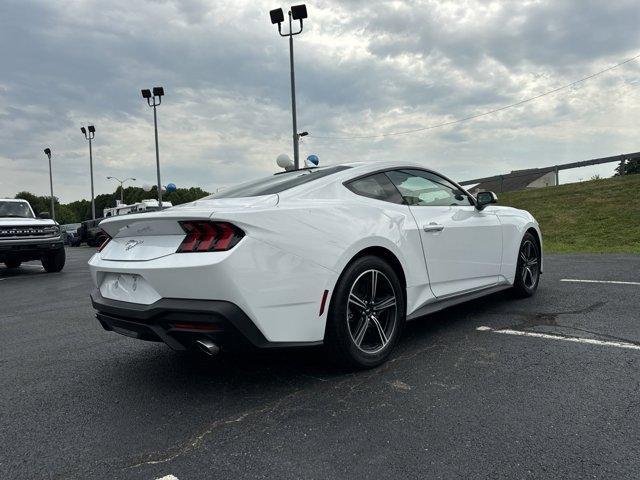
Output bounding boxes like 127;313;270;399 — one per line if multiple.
195;339;220;356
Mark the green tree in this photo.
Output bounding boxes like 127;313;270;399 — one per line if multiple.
14;191;62;218
14;185;210;224
614;158;640;176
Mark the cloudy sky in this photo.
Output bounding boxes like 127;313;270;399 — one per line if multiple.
1;0;638;202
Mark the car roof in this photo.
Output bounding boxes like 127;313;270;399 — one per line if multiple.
307;160;442;183
0;198;30;203
277;160;473;200
337;160;427;174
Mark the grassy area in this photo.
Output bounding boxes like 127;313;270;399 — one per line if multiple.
498;174;640;253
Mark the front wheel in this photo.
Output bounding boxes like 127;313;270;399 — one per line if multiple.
42;248;66;273
325;255;405;369
4;259;21;269
512;232;540;297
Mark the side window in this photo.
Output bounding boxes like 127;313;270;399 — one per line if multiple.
385;169;472;207
345;173;404;204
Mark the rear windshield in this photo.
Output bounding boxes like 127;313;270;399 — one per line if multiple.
205;165;352;199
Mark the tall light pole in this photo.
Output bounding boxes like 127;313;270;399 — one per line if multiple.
141;87;164;208
270;4;308;170
43;148;55;221
106;176;136;204
81;125;96;220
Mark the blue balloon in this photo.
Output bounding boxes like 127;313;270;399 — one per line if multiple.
306;154;319;166
166;183;177;192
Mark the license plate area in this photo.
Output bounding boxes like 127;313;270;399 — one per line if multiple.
99;273;161;305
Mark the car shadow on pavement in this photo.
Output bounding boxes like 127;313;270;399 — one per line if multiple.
103;289;518;391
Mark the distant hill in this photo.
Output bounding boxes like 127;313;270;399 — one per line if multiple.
499;174;640;253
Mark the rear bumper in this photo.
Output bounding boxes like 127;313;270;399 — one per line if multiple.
90;289;321;350
0;238;64;262
88;236;336;344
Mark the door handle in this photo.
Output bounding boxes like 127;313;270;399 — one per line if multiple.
423;223;444;232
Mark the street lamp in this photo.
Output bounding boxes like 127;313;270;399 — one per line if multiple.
43;148;55;221
81;125;96;220
141;87;165;209
269;4;308;170
106;176;136;205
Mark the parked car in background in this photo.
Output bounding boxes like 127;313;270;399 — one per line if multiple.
62;223;81;246
0;199;65;272
103;199;173;218
78;218;108;247
89;161;542;369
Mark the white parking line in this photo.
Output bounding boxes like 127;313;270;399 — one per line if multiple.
561;278;640;286
477;326;640;351
155;475;179;480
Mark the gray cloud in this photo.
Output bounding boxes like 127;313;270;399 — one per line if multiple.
0;0;638;202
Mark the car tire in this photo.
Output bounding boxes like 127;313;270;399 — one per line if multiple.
512;232;541;298
325;255;406;370
4;260;21;269
42;248;66;273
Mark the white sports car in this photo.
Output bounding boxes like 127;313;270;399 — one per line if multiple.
89;161;542;368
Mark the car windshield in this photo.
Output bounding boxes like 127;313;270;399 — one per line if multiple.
205;165;352;199
0;201;34;218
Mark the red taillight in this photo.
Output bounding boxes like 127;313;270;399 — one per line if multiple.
176;221;244;253
97;231;111;252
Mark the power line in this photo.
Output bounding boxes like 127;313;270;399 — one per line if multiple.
310;52;640;140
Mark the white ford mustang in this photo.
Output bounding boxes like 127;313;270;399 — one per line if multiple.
89;161;542;368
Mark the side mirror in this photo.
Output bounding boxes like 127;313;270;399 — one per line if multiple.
476;191;497;210
39;211;51;219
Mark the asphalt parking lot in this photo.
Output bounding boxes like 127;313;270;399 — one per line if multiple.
1;248;639;480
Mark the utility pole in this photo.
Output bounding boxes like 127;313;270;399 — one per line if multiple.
270;4;308;170
141;87;165;208
288;11;299;168
43;148;55;220
106;176;136;204
81;126;96;220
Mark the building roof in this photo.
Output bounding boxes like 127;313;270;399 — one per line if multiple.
469;167;555;193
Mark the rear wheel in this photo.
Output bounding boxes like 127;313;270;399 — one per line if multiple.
325;255;405;369
512;232;540;297
4;259;21;269
42;248;66;273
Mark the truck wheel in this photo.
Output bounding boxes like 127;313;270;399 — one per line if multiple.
42;248;66;273
4;260;21;269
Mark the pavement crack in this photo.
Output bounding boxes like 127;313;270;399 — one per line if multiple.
123;342;445;472
125;390;304;469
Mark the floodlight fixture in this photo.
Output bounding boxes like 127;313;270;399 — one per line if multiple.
298;131;309;137
153;87;164;97
44;148;51;158
81;126;86;135
270;8;284;24
88;125;95;133
291;4;307;20
141;89;152;99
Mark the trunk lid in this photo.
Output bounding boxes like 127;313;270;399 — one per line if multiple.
99;194;276;261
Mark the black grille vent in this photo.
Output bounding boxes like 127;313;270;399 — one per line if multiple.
0;225;58;238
